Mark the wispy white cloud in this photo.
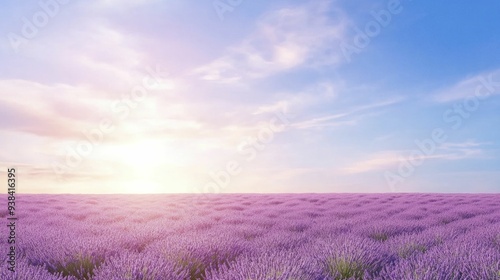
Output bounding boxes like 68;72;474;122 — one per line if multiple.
292;112;357;130
194;1;348;83
343;141;488;174
440;141;489;149
12;17;150;92
439;141;488;160
252;81;341;118
291;97;403;130
0;79;109;139
342;151;407;174
91;0;158;10
253;101;290;115
433;69;500;102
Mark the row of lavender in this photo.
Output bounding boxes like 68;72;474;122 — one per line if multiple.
1;193;499;279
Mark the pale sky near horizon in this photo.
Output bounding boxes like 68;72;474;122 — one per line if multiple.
0;0;499;194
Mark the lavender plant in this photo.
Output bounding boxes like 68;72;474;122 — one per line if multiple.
0;193;498;279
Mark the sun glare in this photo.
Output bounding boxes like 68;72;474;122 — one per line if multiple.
122;140;166;168
108;140;169;193
121;180;163;194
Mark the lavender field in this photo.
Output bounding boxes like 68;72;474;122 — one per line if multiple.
1;193;499;280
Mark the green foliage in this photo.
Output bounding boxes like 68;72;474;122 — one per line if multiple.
177;257;206;280
176;251;235;280
398;243;427;258
49;254;103;280
326;257;365;280
369;232;389;242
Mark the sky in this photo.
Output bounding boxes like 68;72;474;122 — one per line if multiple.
0;0;499;194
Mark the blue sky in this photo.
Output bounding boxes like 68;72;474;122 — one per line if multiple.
0;0;499;193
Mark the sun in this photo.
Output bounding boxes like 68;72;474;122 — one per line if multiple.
120;180;163;194
122;140;166;168
109;140;169;193
100;138;192;193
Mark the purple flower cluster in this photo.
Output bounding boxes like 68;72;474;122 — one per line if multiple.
0;193;498;279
